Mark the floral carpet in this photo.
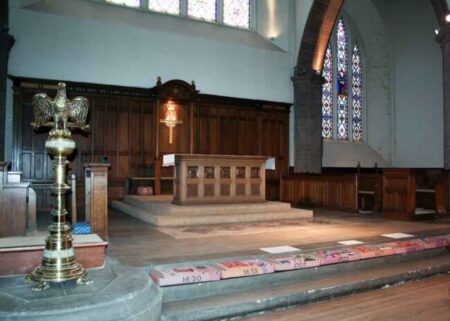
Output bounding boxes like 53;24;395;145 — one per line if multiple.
156;218;336;239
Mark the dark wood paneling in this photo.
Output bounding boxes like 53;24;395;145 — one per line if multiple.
281;174;358;212
383;169;416;221
12;79;155;210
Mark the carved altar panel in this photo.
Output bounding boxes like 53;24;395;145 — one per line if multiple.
173;154;267;205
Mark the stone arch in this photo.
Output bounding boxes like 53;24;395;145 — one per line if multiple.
293;0;344;173
297;0;344;75
293;0;448;173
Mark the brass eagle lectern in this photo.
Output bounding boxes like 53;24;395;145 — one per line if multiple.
27;83;92;291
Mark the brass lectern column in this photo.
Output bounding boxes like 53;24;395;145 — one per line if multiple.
27;83;91;291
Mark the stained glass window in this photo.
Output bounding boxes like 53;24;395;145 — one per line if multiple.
149;0;180;14
321;18;364;142
336;18;348;140
106;0;140;7
352;43;363;142
188;0;217;22
322;44;333;140
223;0;250;29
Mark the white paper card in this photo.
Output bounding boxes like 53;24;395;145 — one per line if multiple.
337;240;364;245
265;157;276;170
382;233;414;239
260;246;301;254
163;154;175;167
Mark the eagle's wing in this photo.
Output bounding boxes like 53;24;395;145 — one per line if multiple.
67;96;89;127
31;93;53;128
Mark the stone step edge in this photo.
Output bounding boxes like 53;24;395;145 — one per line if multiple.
162;259;450;321
0;269;162;321
158;248;449;302
114;200;299;216
153;211;312;226
122;197;294;215
112;201;311;226
149;234;448;271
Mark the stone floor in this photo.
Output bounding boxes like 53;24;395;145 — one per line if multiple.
107;209;450;266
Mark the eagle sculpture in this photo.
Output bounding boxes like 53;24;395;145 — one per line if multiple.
31;82;89;131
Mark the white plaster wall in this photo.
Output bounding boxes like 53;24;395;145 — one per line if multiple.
294;0;314;56
6;0;301;160
384;0;443;168
8;0;294;101
322;0;392;168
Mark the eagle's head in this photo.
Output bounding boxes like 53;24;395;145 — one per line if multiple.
54;82;68;109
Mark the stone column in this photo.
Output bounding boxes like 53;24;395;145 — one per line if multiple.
437;24;450;169
292;70;323;173
436;23;450;212
0;0;15;160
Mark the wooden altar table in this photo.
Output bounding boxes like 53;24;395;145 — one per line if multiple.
172;154;268;205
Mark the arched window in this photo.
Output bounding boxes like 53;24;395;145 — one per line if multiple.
322;18;364;142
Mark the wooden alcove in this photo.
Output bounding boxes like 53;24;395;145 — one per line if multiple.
10;76;291;213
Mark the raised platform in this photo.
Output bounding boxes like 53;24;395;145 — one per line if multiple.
0;234;107;276
111;195;313;226
0;258;162;321
2;208;449;321
151;237;450;321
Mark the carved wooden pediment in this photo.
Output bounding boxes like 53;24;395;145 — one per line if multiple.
151;78;199;100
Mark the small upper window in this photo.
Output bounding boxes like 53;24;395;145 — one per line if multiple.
188;0;217;22
106;0;140;7
105;0;251;30
149;0;181;15
223;0;250;29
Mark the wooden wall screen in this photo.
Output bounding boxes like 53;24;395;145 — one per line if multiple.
12;78;154;212
280;174;358;212
11;77;290;211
